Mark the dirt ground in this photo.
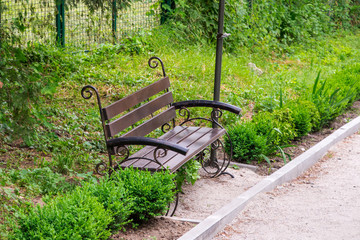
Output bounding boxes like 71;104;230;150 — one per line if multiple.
111;101;360;240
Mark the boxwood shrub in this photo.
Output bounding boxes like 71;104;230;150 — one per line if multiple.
11;188;113;240
252;108;297;145
111;167;176;223
81;176;134;232
8;167;177;239
286;100;320;136
226;121;268;163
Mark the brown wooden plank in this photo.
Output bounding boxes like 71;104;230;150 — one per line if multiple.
120;126;196;168
162;128;226;172
128;127;226;172
105;92;173;137
122;107;176;138
103;77;170;120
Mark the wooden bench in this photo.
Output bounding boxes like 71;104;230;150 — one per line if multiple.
81;57;241;178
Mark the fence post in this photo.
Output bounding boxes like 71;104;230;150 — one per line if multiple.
112;0;117;43
0;1;2;48
0;0;3;48
160;0;175;24
56;0;65;47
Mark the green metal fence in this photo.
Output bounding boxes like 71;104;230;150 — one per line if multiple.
0;0;160;49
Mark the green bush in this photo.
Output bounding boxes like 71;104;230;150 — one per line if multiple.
226;121;268;163
111;167;176;222
11;188;113;240
253;108;297;146
82;176;134;231
286;100;320;136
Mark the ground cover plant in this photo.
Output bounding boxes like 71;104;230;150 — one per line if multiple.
1;0;360;238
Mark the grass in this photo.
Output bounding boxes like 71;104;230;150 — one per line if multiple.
0;25;359;237
3;29;359;168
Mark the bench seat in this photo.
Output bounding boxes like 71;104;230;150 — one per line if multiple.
118;126;226;172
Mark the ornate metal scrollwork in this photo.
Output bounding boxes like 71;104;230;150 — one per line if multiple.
95;161;108;176
161;122;172;133
197;139;230;178
108;145;167;171
148;56;166;77
176;106;226;130
81;85;102;107
178;107;191;123
115;145;130;159
154;146;168;163
211;108;223;120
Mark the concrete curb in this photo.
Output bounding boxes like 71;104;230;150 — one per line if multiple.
178;116;360;240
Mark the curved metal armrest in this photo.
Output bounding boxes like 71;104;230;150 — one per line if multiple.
107;137;189;156
172;100;241;115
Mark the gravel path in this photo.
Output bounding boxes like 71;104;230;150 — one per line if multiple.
214;132;360;240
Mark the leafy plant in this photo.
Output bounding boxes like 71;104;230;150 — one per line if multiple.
111;167;176;223
165;0;357;52
7;167;76;196
53;152;76;175
82;176;134;231
310;71;355;128
65;0;141;12
175;159;201;192
226;121;268;163
285;100;320;136
253;108;297;146
10;188;113;240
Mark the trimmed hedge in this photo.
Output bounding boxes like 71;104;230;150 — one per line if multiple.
12;188;113;240
9;167;176;239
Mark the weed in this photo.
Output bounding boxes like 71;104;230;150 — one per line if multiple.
175;160;201;192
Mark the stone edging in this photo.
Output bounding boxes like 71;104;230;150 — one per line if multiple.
178;116;360;240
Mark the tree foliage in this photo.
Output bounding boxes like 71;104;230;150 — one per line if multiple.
165;0;359;51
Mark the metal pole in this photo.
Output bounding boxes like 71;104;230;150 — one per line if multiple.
0;1;2;48
213;0;226;102
56;0;65;47
211;0;226;164
112;0;117;43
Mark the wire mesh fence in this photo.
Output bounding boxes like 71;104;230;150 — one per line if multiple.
0;0;160;49
0;1;56;46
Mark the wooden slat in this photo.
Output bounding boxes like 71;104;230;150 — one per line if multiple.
122;107;176;138
119;126;191;168
106;92;173;137
162;128;225;172
103;77;170;120
123;126;226;172
135;127;210;171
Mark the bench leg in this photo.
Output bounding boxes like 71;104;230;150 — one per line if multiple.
166;191;179;217
198;139;232;178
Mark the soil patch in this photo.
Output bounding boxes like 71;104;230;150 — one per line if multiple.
111;217;195;240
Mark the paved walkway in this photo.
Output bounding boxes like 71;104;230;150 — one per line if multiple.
214;132;360;240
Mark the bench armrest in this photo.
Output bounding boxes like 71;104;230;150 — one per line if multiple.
107;137;189;156
172;100;241;115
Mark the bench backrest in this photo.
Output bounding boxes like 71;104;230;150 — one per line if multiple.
103;76;175;139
